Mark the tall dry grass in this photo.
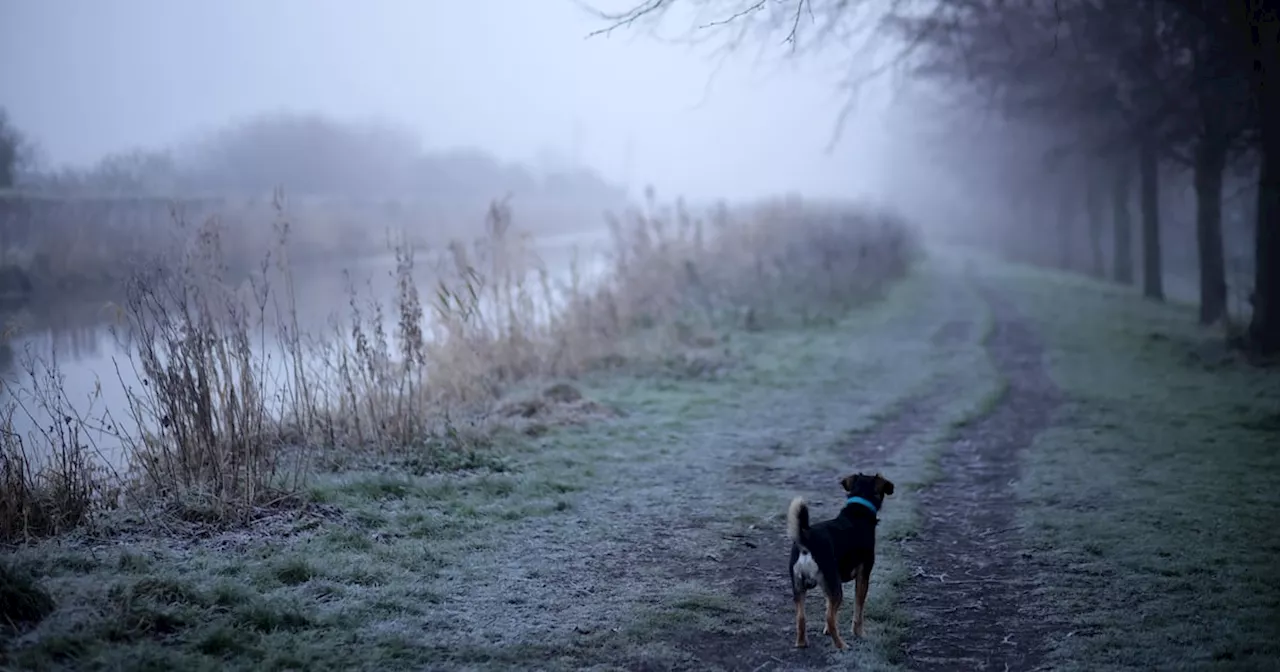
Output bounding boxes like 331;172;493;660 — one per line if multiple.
0;344;111;543
309;197;559;451
0;192;919;543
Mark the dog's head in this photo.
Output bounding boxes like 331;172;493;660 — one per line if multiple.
839;472;895;511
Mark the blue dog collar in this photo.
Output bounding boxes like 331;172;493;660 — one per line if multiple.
846;496;879;514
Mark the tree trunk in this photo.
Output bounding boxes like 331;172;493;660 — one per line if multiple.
1249;82;1280;353
1193;137;1229;325
1086;171;1106;279
1057;188;1075;271
1139;136;1164;301
1112;161;1135;284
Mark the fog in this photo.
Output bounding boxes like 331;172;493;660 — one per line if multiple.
2;1;1260;309
2;4;1276;666
0;0;927;203
0;0;964;472
3;0;1261;462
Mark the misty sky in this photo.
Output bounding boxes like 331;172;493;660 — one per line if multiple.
0;0;914;201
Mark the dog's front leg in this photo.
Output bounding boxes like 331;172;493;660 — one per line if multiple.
853;568;869;638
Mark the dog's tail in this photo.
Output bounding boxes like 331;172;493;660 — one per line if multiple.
787;497;810;546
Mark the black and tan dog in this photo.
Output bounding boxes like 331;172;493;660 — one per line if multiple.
787;472;895;649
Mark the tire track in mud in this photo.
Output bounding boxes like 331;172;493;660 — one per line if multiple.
668;317;975;672
900;283;1062;672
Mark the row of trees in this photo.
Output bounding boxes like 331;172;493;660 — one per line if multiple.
890;0;1270;334
599;0;1280;353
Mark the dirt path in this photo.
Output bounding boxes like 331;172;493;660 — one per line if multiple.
672;317;977;672
900;282;1062;672
414;264;998;670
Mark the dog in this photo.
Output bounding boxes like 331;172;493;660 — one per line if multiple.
787;472;895;649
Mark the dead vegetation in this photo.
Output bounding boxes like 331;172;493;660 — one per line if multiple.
0;191;918;543
0;362;109;544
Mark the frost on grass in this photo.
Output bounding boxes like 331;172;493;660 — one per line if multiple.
0;558;55;634
1000;265;1280;671
404;261;995;670
2;195;921;669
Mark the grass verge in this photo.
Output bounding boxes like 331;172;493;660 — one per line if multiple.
994;261;1280;671
0;437;583;669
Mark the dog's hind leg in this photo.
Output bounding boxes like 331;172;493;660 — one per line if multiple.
823;594;846;650
794;592;808;648
853;564;870;638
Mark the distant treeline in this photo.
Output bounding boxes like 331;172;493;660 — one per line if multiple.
0;190;623;299
0;110;631;298
12;111;627;207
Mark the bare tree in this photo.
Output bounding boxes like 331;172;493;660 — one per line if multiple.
1185;41;1252;323
901;0;1278;343
0;107;30;190
894;0;1185;300
1111;158;1136;284
1150;0;1278;344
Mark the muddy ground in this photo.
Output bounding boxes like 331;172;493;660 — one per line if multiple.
6;253;1279;672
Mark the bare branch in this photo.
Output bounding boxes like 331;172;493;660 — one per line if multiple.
579;0;674;38
784;0;809;46
698;0;767;30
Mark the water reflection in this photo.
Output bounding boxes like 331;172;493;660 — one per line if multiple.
1;229;611;470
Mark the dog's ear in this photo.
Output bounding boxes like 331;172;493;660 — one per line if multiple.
874;473;895;496
839;474;856;493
